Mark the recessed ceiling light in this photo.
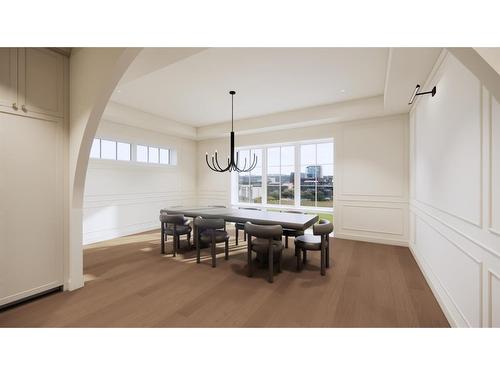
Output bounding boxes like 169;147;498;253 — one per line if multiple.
116;89;122;94
340;89;346;94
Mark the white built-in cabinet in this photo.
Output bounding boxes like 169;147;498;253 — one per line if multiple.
0;48;66;307
0;48;64;118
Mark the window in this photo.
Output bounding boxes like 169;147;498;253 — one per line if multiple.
90;139;101;159
100;140;116;160
300;143;333;207
159;148;170;165
238;149;262;203
117;142;131;161
233;140;334;210
148;147;159;163
136;145;148;163
90;138;173;165
267;146;294;205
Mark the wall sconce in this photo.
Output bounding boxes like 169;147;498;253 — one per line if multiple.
408;84;437;105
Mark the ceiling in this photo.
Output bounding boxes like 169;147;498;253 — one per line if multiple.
112;48;390;127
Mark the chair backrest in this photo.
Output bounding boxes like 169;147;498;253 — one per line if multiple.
194;216;225;230
159;213;185;225
244;222;282;239
313;219;333;236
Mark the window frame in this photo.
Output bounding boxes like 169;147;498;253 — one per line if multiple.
90;138;174;166
231;138;334;213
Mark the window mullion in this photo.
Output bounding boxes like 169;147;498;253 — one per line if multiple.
262;147;268;205
295;144;300;208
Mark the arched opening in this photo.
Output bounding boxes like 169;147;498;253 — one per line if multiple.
68;48;142;290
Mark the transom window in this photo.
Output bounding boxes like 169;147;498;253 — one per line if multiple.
232;140;334;211
90;138;172;165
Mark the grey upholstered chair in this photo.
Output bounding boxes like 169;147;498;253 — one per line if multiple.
159;213;192;257
244;222;284;283
280;210;305;248
235;207;260;245
294;219;333;276
160;208;191;225
194;216;230;268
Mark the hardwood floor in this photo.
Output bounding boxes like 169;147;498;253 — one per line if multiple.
0;229;449;327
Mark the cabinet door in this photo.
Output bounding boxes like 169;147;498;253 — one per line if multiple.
0;111;64;306
19;48;64;118
0;48;18;110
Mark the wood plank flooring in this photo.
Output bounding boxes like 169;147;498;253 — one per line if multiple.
0;229;449;327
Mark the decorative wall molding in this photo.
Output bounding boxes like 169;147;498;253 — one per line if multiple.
488;269;500;327
411;202;499;260
413;51;483;229
414;215;483;327
410;50;500;327
339;204;405;236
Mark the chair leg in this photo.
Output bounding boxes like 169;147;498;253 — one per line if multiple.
247;237;253;277
225;239;229;260
187;232;191;249
268;248;274;283
326;243;330;268
176;235;181;250
296;247;302;271
196;236;201;264
211;240;216;268
235;227;239;246
302;249;307;264
321;247;326;276
172;234;177;257
285;235;288;248
161;224;165;255
244;230;247;241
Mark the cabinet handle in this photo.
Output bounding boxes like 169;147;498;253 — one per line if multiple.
12;103;18;111
21;105;27;113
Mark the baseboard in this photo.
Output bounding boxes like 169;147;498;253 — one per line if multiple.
335;233;409;247
0;282;63;308
408;243;457;327
83;221;159;245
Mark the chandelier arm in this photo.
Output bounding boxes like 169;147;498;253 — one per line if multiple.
214;153;231;172
249;154;258;170
206;154;220;172
211;155;223;172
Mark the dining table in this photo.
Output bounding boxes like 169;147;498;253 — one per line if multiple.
161;206;319;251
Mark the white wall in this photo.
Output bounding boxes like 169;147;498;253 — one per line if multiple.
82;120;197;245
409;51;500;327
197;114;409;246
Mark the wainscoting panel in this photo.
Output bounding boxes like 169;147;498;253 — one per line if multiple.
414;53;482;227
489;270;500;327
410;50;500;327
415;215;482;327
491;95;500;235
335;201;408;246
340;116;407;199
341;204;404;235
83;191;196;245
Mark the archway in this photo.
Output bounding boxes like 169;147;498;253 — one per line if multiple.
68;48;142;290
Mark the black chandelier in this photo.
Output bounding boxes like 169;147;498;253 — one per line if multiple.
205;90;258;173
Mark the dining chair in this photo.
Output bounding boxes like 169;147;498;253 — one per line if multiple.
245;222;284;283
159;213;192;257
294;219;333;276
235;207;261;245
161;208;191;225
280;209;305;248
194;216;230;268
